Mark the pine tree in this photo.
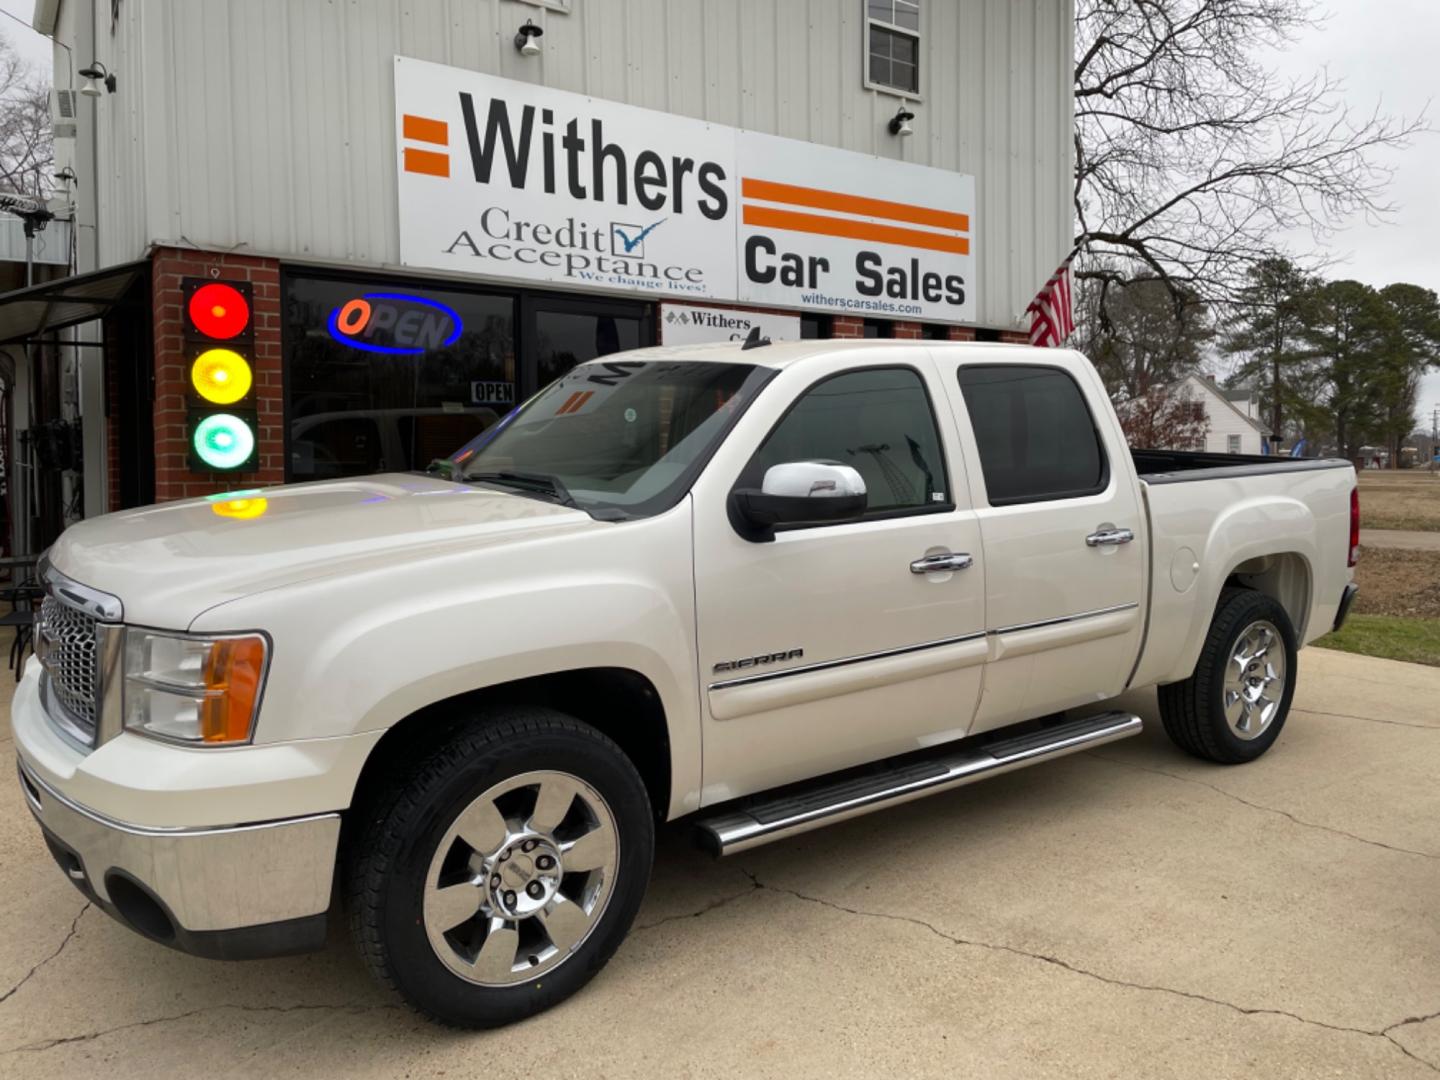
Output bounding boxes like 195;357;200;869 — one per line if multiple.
1221;259;1314;445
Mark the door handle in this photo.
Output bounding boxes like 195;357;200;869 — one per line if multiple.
910;552;973;574
1086;528;1134;547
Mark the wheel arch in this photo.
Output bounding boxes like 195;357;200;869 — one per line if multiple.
1225;551;1313;638
343;667;673;844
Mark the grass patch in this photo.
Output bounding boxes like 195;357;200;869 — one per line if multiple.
1315;614;1440;667
1357;471;1440;532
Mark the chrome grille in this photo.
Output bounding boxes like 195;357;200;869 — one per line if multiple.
37;594;99;736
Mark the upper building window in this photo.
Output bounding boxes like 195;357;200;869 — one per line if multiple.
866;1;920;97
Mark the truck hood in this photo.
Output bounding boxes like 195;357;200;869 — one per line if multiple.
47;474;600;628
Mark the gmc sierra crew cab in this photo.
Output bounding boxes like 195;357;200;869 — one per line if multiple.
14;340;1359;1027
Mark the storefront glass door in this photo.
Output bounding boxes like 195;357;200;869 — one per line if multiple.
523;295;653;391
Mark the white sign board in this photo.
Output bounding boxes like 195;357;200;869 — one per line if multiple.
660;303;800;345
395;57;976;323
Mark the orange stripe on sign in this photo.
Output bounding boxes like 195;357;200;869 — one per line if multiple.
404;148;450;178
742;177;969;233
403;114;449;145
742;205;970;256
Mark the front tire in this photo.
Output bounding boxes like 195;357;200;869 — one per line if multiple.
1158;588;1298;764
345;707;654;1027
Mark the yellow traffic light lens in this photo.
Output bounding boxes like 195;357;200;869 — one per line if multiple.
191;348;252;405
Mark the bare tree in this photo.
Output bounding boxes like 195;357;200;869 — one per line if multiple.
1074;0;1424;308
1113;382;1210;449
0;31;52;198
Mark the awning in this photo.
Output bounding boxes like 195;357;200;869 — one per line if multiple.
0;260;147;345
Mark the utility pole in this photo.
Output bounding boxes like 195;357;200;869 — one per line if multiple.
1432;405;1439;476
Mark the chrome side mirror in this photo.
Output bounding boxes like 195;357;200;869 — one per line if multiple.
730;461;868;540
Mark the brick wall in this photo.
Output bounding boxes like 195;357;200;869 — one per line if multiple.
150;247;284;502
830;315;864;338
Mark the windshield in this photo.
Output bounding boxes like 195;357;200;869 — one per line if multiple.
451;359;773;519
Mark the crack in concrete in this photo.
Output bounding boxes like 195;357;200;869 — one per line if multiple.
1089;752;1437;860
633;879;760;933
1389;1009;1440;1035
1;1001;401;1054
740;870;1440;1074
1295;707;1439;731
0;902;89;1006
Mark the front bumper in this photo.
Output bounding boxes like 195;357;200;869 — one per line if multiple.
18;756;338;959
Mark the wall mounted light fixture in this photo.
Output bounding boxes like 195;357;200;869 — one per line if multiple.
889;104;915;137
79;61;117;97
515;19;544;57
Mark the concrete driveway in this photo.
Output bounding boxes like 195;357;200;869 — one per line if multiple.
3;646;1439;1078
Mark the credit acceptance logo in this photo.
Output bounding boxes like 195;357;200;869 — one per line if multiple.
327;292;463;355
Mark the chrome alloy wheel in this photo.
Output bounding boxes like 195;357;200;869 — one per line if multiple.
422;770;619;986
1222;619;1287;740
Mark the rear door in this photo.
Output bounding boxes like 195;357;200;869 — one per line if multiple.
942;355;1146;733
690;352;987;803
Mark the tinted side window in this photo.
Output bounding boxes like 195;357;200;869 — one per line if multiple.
956;365;1107;505
749;367;950;514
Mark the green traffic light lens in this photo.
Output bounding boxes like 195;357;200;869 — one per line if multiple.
192;413;255;470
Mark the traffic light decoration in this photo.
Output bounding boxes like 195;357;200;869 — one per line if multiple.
183;279;258;472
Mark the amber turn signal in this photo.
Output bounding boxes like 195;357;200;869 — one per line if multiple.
200;635;267;743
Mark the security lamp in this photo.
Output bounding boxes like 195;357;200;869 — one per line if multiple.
78;61;116;97
889;104;915;137
515;19;544;57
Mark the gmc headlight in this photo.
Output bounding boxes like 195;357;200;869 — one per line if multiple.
123;630;268;745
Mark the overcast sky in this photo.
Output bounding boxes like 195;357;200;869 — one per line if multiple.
1270;1;1440;429
1;0;1436;428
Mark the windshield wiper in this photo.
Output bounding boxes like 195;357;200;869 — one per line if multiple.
465;469;577;508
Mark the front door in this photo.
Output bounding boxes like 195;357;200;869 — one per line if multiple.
521;295;654;393
942;359;1146;733
690;354;987;805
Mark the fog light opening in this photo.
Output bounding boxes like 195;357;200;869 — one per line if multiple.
105;873;177;942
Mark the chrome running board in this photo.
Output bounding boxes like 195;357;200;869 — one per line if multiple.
694;710;1142;856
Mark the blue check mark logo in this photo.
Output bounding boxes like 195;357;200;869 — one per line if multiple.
613;219;666;253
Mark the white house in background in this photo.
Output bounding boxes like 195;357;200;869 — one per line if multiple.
1178;375;1273;455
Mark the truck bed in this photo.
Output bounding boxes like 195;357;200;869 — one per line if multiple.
1132;448;1352;484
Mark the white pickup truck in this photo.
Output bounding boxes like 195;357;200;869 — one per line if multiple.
15;340;1358;1027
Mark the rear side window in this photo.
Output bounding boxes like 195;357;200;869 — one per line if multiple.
747;367;950;515
956;365;1108;505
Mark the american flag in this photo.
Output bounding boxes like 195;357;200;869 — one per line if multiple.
1026;258;1075;347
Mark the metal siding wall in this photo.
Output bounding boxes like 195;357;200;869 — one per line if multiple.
86;0;1072;327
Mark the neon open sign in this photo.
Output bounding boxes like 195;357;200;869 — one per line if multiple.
327;292;463;355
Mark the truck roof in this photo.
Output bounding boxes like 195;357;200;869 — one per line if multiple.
608;338;1049;370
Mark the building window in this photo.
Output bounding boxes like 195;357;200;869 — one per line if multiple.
865;1;920;97
1227;434;1242;454
921;324;948;340
801;314;832;339
862;319;894;338
284;274;515;481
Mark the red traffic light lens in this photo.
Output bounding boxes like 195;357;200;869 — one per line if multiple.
188;282;250;339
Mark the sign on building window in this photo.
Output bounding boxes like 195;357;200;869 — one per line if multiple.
394;58;976;324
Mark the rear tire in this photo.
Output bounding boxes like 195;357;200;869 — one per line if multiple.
345;706;654;1027
1158;588;1297;764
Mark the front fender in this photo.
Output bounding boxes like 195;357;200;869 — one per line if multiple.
190;506;701;817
